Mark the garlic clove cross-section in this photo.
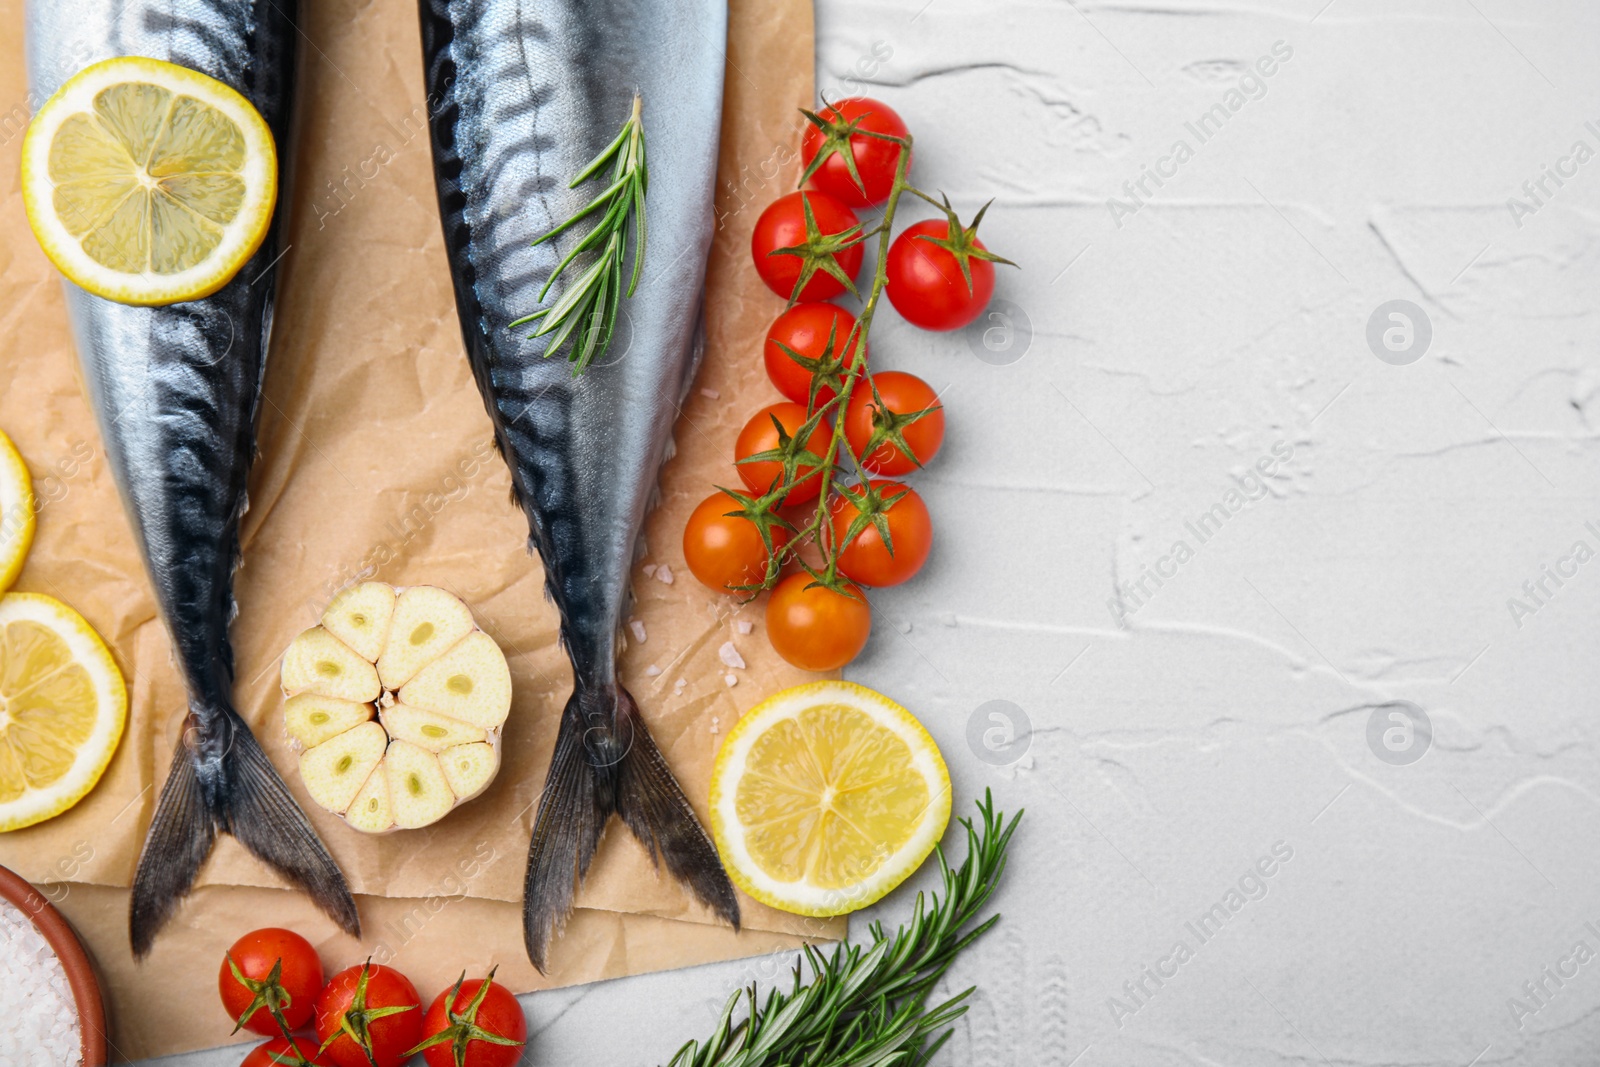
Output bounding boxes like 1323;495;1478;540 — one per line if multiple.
280;583;512;833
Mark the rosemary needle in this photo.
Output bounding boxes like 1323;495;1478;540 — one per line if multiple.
510;92;647;374
664;791;1022;1067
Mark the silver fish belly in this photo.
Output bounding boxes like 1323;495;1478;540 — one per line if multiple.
26;0;359;955
420;0;738;968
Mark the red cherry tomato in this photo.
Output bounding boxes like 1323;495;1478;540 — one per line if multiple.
832;481;933;587
843;372;944;476
763;303;864;409
241;1037;334;1067
313;963;423;1067
801;97;911;207
886;219;996;331
765;575;872;671
218;928;324;1036
415;975;528;1067
735;402;828;506
683;493;791;593
751;191;864;302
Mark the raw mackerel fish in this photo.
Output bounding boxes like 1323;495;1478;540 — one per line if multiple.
26;0;360;955
419;0;739;968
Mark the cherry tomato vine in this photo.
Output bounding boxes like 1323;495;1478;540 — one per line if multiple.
687;98;1015;670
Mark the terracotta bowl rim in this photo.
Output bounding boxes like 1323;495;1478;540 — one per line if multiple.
0;862;109;1066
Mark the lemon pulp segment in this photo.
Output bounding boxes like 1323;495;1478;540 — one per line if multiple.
0;594;127;831
21;57;277;305
710;681;950;917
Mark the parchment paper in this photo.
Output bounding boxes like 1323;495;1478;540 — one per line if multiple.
0;0;844;1058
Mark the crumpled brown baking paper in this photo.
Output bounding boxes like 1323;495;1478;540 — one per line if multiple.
0;0;844;1058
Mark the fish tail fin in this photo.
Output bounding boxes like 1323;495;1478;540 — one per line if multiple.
130;710;360;957
224;719;361;939
129;738;217;957
523;682;739;971
612;685;741;931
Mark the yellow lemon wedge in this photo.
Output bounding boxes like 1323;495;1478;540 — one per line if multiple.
710;680;951;917
20;56;277;306
0;593;128;832
0;431;35;594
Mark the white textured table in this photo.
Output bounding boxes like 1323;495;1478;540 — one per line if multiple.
142;1;1600;1064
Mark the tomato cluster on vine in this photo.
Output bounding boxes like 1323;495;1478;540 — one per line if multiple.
683;97;1012;672
219;927;526;1067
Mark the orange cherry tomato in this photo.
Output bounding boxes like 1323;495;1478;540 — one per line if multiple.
735;402;828;505
831;481;933;587
843;371;944;476
683;494;789;593
765;574;872;671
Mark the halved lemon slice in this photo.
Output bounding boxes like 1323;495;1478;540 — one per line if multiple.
20;56;277;306
0;593;128;832
710;680;951;916
0;430;35;594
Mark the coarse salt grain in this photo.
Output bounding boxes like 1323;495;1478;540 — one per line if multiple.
645;665;661;677
700;388;721;399
654;564;674;585
629;619;647;643
642;564;657;578
735;620;753;635
724;674;738;687
0;897;81;1066
718;642;746;670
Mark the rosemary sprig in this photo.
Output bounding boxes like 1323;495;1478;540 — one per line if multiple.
510;93;647;374
664;791;1022;1067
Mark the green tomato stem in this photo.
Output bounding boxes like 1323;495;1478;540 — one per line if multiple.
769;132;917;590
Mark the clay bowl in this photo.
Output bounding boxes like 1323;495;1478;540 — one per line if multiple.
0;863;109;1066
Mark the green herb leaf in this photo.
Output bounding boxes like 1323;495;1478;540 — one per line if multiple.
663;792;1021;1067
510;93;648;374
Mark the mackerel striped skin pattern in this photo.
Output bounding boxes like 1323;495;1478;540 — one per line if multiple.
420;0;725;683
420;0;738;967
27;0;359;954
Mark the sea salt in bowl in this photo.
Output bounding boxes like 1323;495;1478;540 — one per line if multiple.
0;865;107;1067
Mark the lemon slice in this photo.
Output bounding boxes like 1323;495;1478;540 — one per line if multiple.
20;56;277;306
0;430;35;594
0;593;128;832
710;680;951;916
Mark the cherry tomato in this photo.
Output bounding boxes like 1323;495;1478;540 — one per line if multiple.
831;481;933;587
313;963;422;1067
219;928;324;1036
415;975;528;1067
765;575;872;671
801;97;911;207
763;303;864;409
751;191;864;302
735;402;828;505
241;1037;333;1067
886;219;997;331
843;372;944;476
683;493;790;593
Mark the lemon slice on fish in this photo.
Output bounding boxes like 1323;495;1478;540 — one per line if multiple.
0;431;35;594
20;56;277;306
0;593;128;832
709;681;951;917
